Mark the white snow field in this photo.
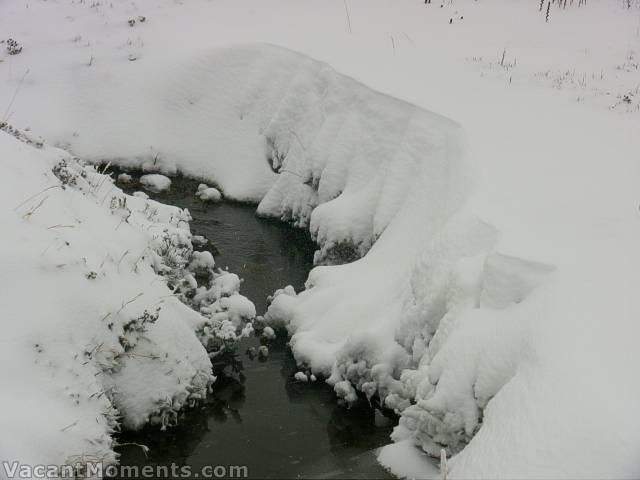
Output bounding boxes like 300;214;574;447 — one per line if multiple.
2;0;640;478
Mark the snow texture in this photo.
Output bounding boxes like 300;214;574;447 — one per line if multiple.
196;184;222;202
0;126;254;468
1;0;639;477
139;173;171;192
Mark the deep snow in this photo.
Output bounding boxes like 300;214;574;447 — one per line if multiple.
1;0;640;478
0;126;255;470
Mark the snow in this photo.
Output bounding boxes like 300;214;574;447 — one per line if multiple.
1;0;640;477
117;172;132;183
192;234;208;247
188;250;215;272
196;184;222;202
132;191;149;200
376;440;440;480
0;127;254;466
262;326;276;340
139;173;171;192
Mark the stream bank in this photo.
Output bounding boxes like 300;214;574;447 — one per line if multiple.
114;172;395;479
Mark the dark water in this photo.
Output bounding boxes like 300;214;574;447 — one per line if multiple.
114;172;395;479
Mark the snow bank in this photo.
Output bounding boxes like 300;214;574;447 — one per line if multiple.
377;440;440;480
0;126;254;467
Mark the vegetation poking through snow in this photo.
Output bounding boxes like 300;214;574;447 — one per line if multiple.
0;122;43;148
5;38;22;55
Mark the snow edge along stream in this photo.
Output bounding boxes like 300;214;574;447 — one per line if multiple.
0;123;256;468
3;40;638;478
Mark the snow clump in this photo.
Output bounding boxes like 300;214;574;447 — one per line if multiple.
196;183;222;202
140;173;171;192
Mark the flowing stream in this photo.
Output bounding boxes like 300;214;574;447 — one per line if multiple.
114;173;395;479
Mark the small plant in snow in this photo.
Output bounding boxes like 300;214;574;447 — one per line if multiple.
109;195;132;226
52;159;81;188
610;88;640;112
0;122;44;148
617;50;639;72
119;308;160;352
127;16;146;27
152;231;192;274
266;136;286;172
5;38;22;55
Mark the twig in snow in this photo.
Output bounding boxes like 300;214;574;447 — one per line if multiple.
545;1;551;22
343;0;352;34
440;449;448;480
280;169;304;179
116;250;130;272
2;69;30;122
47;224;76;229
60;420;79;432
22;196;49;219
99;185;117;205
115;292;143;314
14;185;61;211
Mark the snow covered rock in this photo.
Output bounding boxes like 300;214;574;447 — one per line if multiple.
262;326;276;340
188;250;215;273
196;184;222;202
140;173;171;192
192;234;208;247
117;172;133;183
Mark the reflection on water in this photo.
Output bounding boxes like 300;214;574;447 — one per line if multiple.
114;172;394;479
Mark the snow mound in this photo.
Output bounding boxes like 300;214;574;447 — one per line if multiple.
117;172;132;183
377;440;440;480
196;184;222;202
139;173;171;192
21;44;469;266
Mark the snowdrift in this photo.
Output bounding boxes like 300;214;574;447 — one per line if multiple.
0;126;255;467
1;30;639;478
